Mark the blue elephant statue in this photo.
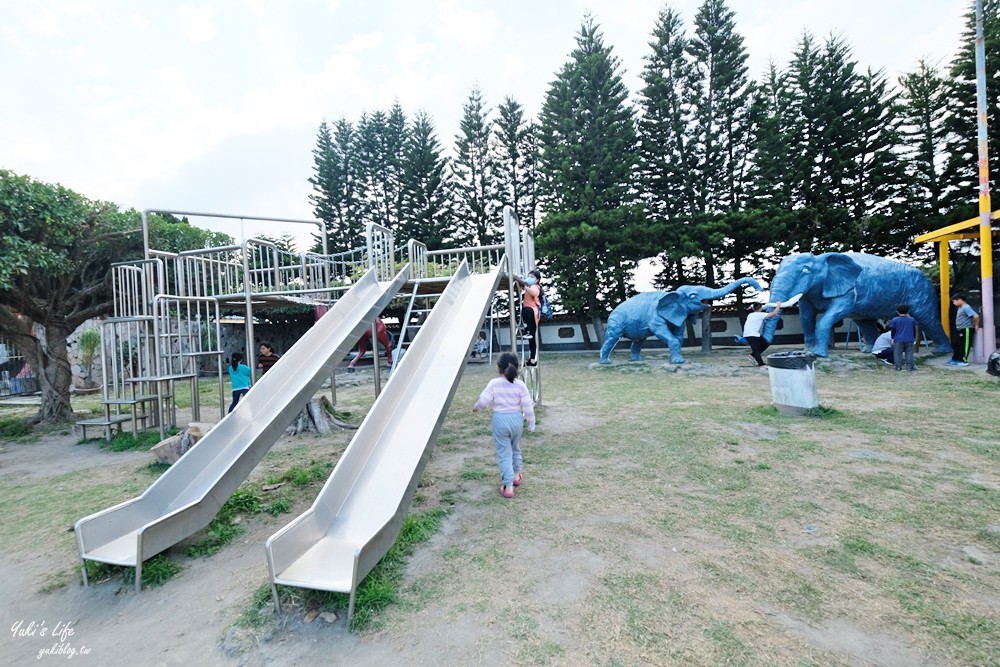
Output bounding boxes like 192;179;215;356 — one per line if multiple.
599;277;763;364
761;252;951;357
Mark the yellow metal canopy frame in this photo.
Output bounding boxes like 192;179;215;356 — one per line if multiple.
914;212;999;337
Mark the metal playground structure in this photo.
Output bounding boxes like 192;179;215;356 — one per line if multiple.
75;206;541;618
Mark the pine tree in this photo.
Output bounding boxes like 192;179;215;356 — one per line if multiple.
637;6;700;286
309;119;361;254
452;87;500;246
898;59;950;220
941;0;1000;216
536;16;641;331
493;96;538;230
686;0;754;283
398;112;453;250
354;103;410;235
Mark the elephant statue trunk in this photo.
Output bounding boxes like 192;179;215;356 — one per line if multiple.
599;277;763;364
708;277;764;300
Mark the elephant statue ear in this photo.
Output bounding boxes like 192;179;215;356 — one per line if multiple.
822;253;863;299
656;292;688;327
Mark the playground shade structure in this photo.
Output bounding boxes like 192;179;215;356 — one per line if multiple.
74;266;411;590
266;262;504;620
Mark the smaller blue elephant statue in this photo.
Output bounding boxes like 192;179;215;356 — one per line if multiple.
599;277;763;364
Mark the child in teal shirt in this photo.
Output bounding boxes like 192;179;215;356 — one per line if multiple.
228;352;252;412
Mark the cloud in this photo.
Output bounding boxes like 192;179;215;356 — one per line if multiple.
336;32;382;54
433;2;498;52
177;5;216;44
21;5;61;36
396;34;435;69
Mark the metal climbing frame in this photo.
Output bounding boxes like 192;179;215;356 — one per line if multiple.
85;206;541;443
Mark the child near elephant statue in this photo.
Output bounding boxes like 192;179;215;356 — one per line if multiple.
743;302;782;367
888;304;917;372
947;293;980;366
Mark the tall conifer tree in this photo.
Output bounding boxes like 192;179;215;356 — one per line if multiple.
493;96;538;230
452;87;500;246
398;112;453;250
536;16;641;335
309;119;361;254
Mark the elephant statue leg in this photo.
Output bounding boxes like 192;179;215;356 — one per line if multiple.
798;299;818;351
599;324;623;364
629;339;644;361
651;323;685;364
812;302;854;357
855;319;881;352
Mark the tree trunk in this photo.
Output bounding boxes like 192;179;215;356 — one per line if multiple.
7;320;74;424
285;396;357;436
590;314;605;348
700;305;713;353
580;316;594;350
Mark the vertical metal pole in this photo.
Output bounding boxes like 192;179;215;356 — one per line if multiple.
371;323;382;397
940;241;951;338
141;209;151;260
243;240;257;384
975;0;996;361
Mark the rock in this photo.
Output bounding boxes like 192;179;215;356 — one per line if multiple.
319;612;337;624
303;610;319;623
151;435;185;464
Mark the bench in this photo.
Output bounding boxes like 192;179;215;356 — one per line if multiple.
76;414;131;442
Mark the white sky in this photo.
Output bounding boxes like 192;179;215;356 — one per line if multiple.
1;0;969;250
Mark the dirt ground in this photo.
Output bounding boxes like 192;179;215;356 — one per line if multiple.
1;348;998;666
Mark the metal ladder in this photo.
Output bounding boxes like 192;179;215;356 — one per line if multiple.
392;284;445;368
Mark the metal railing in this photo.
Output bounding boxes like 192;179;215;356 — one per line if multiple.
366;223;395;282
424;245;504;278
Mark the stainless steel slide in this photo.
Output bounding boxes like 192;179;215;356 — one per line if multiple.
265;261;504;619
74;266;411;590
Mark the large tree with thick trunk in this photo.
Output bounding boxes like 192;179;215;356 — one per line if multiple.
0;170;227;425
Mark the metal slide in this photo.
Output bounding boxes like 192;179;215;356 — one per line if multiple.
75;266;411;590
265;261;504;619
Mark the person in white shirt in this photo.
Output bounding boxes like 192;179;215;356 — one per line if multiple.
870;330;894;365
743;302;782;366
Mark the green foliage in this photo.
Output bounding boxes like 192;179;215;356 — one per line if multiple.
187;486;264;557
265;498;291;516
99;429;165;452
493;96;539;230
77;328;101;373
450;87;499;247
0;417;32;439
536;17;641;314
0;172;229;424
267;461;333;487
397;111;453;250
85;555;181;590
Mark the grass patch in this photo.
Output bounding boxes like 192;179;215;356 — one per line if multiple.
84;554;181;590
187;487;263;557
98;427;179;452
803;405;842;418
0;416;33;439
266;461;333;487
144;461;172;475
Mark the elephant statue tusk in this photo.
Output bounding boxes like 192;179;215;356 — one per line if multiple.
766;293;802;309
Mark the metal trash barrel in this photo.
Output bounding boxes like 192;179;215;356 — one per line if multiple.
765;351;818;416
